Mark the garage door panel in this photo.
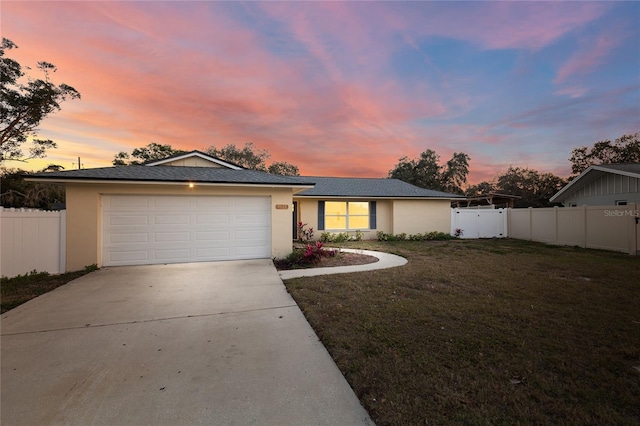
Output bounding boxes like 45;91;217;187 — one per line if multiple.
154;248;192;260
195;247;231;258
102;195;271;266
108;233;149;244
234;214;270;226
154;215;191;225
154;232;191;242
235;246;269;256
235;229;268;240
195;198;231;209
196;231;230;241
109;215;149;226
152;196;195;208
230;197;271;211
109;251;149;263
108;197;150;208
196;214;230;225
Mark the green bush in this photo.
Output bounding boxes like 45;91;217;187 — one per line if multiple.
423;231;456;241
84;264;99;272
376;231;389;241
320;232;351;243
376;231;457;241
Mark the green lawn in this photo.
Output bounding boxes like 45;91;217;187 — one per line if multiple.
284;239;640;425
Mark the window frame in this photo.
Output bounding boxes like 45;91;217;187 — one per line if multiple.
323;201;371;231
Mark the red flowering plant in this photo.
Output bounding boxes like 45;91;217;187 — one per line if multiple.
273;241;337;270
302;241;337;263
297;221;314;242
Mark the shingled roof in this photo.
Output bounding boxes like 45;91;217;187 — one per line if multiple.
27;165;464;198
293;176;464;199
26;166;315;187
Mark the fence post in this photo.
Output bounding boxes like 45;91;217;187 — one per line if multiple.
0;207;3;278
528;207;533;240
554;206;559;244
582;205;588;248
629;203;638;256
60;210;67;272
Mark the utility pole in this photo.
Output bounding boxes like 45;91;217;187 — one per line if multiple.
72;157;83;169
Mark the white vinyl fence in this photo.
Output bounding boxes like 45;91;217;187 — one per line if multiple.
0;207;66;278
508;205;639;255
451;208;508;239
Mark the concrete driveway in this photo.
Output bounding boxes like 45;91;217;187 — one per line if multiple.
1;260;372;425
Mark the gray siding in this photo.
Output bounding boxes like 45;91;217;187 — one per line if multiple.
565;173;640;206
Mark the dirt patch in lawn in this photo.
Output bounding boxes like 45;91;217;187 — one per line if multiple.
316;252;379;268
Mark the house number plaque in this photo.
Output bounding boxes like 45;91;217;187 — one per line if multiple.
275;204;289;210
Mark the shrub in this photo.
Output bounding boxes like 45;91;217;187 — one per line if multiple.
297;221;314;242
320;232;351;243
377;231;389;241
376;231;458;241
84;264;99;272
423;231;457;241
273;242;337;269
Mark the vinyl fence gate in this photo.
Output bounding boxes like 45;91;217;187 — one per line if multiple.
451;208;508;239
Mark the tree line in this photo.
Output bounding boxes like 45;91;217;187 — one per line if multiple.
387;132;638;207
112;142;299;176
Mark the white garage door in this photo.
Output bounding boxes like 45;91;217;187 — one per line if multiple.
102;195;271;266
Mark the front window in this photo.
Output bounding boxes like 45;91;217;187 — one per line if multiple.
325;201;369;230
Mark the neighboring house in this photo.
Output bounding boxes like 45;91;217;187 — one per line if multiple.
26;151;462;271
550;163;640;207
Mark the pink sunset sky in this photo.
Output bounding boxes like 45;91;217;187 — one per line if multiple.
2;1;639;183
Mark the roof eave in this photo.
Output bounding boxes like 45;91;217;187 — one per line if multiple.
550;167;594;202
24;177;315;189
293;194;465;200
591;164;640;179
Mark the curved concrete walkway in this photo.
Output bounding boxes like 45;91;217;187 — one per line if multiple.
279;248;407;279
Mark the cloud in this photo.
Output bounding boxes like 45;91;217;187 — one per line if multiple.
555;30;628;85
2;1;636;186
554;86;588;99
379;1;608;51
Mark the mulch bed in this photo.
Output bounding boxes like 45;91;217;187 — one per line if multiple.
276;251;379;270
